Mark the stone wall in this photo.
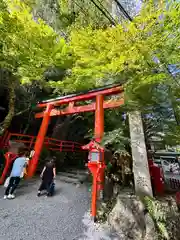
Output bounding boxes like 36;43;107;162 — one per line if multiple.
108;192;158;240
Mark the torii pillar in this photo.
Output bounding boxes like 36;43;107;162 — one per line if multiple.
94;95;104;142
27;104;53;177
90;94;105;221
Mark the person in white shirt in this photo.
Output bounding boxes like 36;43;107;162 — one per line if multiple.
4;148;28;199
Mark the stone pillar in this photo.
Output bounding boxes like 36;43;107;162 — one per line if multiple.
129;111;153;197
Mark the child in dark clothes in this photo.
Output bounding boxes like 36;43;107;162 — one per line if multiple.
37;158;56;197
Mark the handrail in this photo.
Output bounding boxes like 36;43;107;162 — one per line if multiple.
0;131;83;152
44;136;82;145
5;132;82;145
10;133;35;138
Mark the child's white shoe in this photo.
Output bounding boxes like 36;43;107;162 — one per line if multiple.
7;194;15;199
4;195;7;199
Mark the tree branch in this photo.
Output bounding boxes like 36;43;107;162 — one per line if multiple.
14;106;31;117
0;79;16;135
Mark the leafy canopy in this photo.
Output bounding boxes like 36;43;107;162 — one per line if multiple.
48;0;179;149
0;0;70;84
0;0;72;134
58;0;111;29
55;1;180;101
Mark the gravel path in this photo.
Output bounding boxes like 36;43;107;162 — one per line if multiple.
0;177;119;240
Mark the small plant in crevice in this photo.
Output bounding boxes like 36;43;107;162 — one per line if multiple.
143;196;169;240
97;197;117;223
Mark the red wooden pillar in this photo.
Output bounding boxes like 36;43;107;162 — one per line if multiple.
94;95;104;143
0;152;17;184
27;104;53;177
91;95;104;221
91;167;99;220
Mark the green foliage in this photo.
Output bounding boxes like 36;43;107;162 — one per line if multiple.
0;0;69;83
54;1;180;101
143;196;169;240
0;0;72;133
0;0;179;151
33;0;111;37
48;0;180;149
103;109;128;150
163;124;180;146
58;0;111;30
102;128;129;152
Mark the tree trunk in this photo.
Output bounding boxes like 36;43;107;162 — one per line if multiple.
0;81;16;135
129;111;153;197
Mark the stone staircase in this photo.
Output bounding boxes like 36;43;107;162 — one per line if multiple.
57;169;90;185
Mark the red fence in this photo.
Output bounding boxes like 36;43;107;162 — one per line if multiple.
0;131;83;152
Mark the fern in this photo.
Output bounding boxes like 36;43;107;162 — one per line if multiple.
157;222;169;240
102;127;129;153
143;196;169;240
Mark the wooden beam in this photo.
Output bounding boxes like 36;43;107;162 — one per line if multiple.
35;98;124;118
37;85;123;108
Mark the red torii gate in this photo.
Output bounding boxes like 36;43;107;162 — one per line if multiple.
27;84;124;177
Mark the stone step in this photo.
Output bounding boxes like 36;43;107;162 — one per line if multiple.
57;175;80;184
62;169;88;175
57;170;90;184
58;171;88;179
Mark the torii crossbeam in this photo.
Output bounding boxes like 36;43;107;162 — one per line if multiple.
28;84;124;177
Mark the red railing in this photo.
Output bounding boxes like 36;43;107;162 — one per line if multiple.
0;131;83;152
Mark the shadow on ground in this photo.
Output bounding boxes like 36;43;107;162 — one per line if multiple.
0;177;119;240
